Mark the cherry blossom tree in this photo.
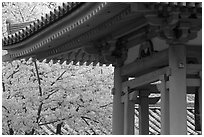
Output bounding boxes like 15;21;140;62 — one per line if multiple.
2;2;114;135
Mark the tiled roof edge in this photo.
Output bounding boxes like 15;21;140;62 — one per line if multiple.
3;2;84;47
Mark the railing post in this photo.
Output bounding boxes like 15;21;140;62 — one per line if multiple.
139;91;149;135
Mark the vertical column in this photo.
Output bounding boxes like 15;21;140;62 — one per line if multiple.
124;87;135;135
199;71;202;130
139;91;149;135
159;75;170;134
168;44;187;134
112;65;124;135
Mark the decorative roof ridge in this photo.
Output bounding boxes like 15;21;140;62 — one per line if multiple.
3;2;84;47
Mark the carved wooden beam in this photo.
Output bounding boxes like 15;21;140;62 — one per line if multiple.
121;49;169;77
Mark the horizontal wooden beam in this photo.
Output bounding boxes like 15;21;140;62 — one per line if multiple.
132;97;160;104
134;84;160;93
187;87;199;94
122;62;201;94
186;46;202;59
123;85;160;104
187;78;201;87
121;90;160;104
166;78;201;88
186;64;202;75
122;67;170;89
121;45;201;77
121;49;168;77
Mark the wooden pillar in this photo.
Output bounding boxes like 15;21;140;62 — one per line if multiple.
139;91;149;135
112;66;124;135
124;87;135;135
159;75;170;134
168;44;187;134
199;71;202;130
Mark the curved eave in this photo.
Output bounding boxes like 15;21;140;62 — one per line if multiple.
3;3;107;55
3;2;133;62
3;2;202;66
3;2;84;48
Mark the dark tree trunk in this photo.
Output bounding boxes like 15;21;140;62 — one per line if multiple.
25;128;35;135
2;82;5;92
56;122;63;135
9;128;14;135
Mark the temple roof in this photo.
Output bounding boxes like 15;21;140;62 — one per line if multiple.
2;2;202;66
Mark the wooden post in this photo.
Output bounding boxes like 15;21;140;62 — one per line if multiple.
168;44;187;134
199;71;202;131
124;87;135;135
112;65;124;135
139;91;149;135
159;75;170;134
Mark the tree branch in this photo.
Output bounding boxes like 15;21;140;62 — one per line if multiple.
44;89;59;100
33;60;42;96
33;59;43;125
39;115;73;126
81;116;99;123
17;4;24;22
36;102;43;124
50;70;66;86
9;10;18;21
2;105;10;113
85;131;91;135
7;69;20;79
81;116;97;135
81;116;89;126
99;102;113;108
30;5;36;14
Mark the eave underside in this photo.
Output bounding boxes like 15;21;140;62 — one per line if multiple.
2;2;202;66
